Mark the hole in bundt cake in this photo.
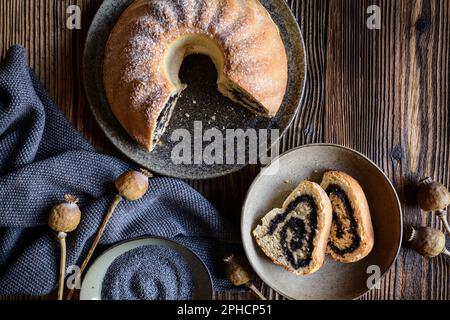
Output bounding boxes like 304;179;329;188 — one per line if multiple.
326;185;361;256
267;195;318;269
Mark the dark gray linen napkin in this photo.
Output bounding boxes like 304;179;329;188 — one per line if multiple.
0;45;238;296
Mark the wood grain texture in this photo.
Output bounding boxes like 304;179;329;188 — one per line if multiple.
0;0;449;300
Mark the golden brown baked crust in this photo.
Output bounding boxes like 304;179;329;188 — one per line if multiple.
321;171;374;263
104;0;288;151
252;181;332;276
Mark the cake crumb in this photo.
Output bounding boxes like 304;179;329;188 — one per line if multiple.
192;100;197;104
211;115;216;121
185;113;190;118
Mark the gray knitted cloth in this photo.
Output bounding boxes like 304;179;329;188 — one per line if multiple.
0;46;237;296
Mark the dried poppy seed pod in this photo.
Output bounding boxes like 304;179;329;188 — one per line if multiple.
406;226;450;258
115;169;153;201
48;194;81;233
417;177;450;236
417;177;450;211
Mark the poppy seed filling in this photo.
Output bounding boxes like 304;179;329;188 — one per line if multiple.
268;195;318;269
326;184;361;256
153;94;179;145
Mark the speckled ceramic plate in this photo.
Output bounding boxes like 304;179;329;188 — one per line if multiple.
80;237;213;300
83;0;306;179
241;144;403;300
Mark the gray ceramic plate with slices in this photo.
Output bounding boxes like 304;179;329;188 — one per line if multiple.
241;144;403;300
83;0;306;179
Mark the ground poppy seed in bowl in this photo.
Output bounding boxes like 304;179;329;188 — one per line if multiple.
101;245;195;300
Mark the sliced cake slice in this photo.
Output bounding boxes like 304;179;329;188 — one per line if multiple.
253;181;332;275
321;171;374;263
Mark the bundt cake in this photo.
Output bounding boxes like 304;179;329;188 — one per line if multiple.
253;181;332;275
320;171;374;263
104;0;288;151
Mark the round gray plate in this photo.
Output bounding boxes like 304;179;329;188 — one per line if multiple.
241;144;403;300
80;237;213;300
83;0;306;179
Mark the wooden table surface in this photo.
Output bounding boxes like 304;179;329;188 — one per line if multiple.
1;0;449;300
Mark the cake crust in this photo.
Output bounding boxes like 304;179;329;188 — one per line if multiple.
104;0;288;151
321;171;375;263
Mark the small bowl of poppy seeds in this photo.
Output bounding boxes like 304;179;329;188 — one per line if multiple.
80;237;213;300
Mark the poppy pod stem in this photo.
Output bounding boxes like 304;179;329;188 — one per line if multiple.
48;195;81;300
